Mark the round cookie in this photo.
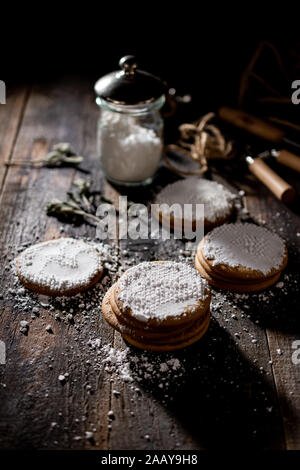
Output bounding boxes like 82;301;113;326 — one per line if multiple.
122;310;210;346
153;178;235;232
122;317;210;351
115;261;211;328
113;277;210;332
101;261;211;351
200;223;287;281
110;283;210;343
196;249;278;284
111;281;209;334
16;238;103;296
102;286;120;331
102;283;210;349
195;251;282;292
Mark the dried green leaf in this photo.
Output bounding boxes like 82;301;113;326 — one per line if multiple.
42;153;83;167
4;142;83;168
43;151;65;165
46;199;77;215
66;191;81;207
61;155;83;165
46;198;101;224
52;142;73;154
73;178;92;195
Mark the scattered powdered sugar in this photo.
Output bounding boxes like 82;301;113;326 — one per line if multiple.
8;238;121;328
4;230;299;445
98;110;162;183
16;238;103;293
203;223;286;275
118;261;209;322
102;345;134;382
99;343;185;391
155;178;236;222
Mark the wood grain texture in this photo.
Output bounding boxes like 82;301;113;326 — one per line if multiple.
244;161;300;450
0;86;29;192
0;78;112;449
0;80;299;450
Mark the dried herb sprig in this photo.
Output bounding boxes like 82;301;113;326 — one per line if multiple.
46;177;112;224
46;177;116;225
52;142;73;154
72;178;93;211
5;142;83;168
46;199;101;223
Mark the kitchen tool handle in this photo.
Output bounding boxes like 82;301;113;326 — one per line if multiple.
248;158;296;202
219;106;285;143
277;149;300;173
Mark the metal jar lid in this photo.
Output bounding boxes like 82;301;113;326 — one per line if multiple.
94;55;167;106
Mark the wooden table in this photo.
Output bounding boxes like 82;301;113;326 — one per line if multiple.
0;78;299;450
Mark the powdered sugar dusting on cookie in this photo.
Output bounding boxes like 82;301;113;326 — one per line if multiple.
155;178;235;222
203;223;286;275
118;261;209;322
16;238;103;293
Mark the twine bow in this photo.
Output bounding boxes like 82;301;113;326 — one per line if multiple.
164;112;233;176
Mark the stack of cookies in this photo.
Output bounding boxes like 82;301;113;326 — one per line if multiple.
195;223;288;292
102;261;211;351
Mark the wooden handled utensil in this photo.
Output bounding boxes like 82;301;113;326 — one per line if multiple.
219;107;300;173
275;149;300;173
258;148;300;174
219;106;285;143
246;156;296;203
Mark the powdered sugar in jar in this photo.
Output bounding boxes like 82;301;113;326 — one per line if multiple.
94;56;166;186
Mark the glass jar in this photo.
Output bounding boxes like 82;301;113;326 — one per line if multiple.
94;56;166;186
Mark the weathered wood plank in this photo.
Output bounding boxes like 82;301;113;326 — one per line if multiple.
0;86;29;192
245;163;300;450
0;78;113;449
0;78;299;450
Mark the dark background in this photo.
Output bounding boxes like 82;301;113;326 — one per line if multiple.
1;11;299;120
